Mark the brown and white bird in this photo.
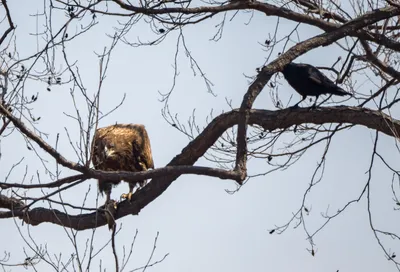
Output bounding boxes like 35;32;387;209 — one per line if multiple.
91;124;155;203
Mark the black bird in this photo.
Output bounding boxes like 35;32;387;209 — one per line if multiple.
281;62;352;108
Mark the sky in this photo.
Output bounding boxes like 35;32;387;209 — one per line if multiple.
1;1;400;271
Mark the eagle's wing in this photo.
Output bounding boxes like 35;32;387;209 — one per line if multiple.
91;130;101;169
91;127;110;170
128;124;154;171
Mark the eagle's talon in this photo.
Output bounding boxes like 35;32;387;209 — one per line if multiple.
120;192;133;202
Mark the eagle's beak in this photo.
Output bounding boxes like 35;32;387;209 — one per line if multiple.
104;146;116;158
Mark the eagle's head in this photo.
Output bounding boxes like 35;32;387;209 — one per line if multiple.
104;142;117;158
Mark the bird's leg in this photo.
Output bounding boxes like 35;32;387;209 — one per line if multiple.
120;162;149;202
138;162;148;172
104;183;112;203
290;96;306;109
120;182;135;202
310;96;319;109
138;162;149;187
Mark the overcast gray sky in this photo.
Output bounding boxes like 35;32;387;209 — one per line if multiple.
1;1;400;271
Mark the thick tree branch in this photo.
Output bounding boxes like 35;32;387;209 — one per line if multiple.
2;106;400;230
0;194;25;210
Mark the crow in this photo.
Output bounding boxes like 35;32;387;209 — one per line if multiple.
281;62;352;108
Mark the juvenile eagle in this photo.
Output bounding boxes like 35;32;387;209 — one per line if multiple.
281;62;352;108
91;124;155;203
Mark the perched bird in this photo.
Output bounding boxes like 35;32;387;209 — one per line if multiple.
281;62;352;108
91;124;155;204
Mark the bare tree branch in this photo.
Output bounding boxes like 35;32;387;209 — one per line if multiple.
0;0;15;45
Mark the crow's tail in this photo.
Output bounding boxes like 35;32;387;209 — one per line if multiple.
330;86;352;97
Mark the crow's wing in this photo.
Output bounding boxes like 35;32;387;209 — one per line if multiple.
307;66;337;87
